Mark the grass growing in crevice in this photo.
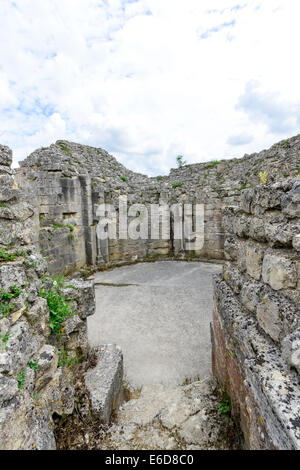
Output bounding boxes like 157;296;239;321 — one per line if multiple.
0;248;25;262
218;390;232;416
0;285;23;319
58;349;84;368
17;369;27;389
40;277;74;335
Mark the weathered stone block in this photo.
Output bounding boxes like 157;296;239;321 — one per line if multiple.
282;181;300;218
293;234;300;252
25;298;51;338
249;217;266;242
262;252;297;291
0;262;27;291
35;344;59;391
0;145;12;167
38;367;75;416
257;298;283;342
0;321;44;374
84;344;123;424
224;235;239;261
241;281;263;314
282;328;300;374
245;242;265;280
223;263;243;294
62;279;95;319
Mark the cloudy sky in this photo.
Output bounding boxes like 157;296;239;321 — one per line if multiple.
1;0;300;175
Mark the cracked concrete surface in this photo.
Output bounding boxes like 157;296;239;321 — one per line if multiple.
88;261;222;388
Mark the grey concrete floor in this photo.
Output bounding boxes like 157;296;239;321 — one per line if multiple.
88;261;222;388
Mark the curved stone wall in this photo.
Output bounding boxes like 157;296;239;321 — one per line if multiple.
0;133;299;449
18;135;300;273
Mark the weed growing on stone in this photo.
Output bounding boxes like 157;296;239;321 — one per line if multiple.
17;369;27;389
0;333;10;350
57;142;72;157
27;360;39;371
218;394;231;416
58;349;83;368
0;285;22;319
40;278;73;335
176;155;187;168
0;248;25;262
172;182;182;188
206;160;221;169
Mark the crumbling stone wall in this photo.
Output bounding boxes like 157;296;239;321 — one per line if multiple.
0;145;95;450
211;178;300;449
4;134;300;450
18;135;300;273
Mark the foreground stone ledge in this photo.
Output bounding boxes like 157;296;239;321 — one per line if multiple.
211;276;300;450
84;344;123;424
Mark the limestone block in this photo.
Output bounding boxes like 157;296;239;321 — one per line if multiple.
0;174;13;189
0;187;21;203
0;145;12;167
282;328;300;374
64;322;88;356
240;188;254;214
0;219;35;246
224;235;239;261
38;367;75;416
223;263;243;294
292;234;300;252
0;262;27;291
223;208;250;238
25;298;51;338
241;281;263;314
249;217;266;242
84;344;123;424
245;242;265;280
61;315;83;336
0;202;34;222
265;222;298;247
62;279;95;319
0;374;18;403
257;298;283;342
282;181;300;218
0;390;56;450
262;252;297;291
35;344;59;391
0;321;44;374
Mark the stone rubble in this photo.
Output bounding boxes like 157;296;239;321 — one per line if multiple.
100;378;239;450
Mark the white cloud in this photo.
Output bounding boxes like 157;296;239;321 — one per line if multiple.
1;0;300;174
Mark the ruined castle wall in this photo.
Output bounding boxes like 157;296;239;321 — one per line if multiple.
18;141;229;272
211;179;300;449
0;146;95;450
17;135;300;274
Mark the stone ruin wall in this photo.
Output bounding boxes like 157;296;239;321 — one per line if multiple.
211;179;300;449
0;145;95;450
17;135;300;274
0;134;300;449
